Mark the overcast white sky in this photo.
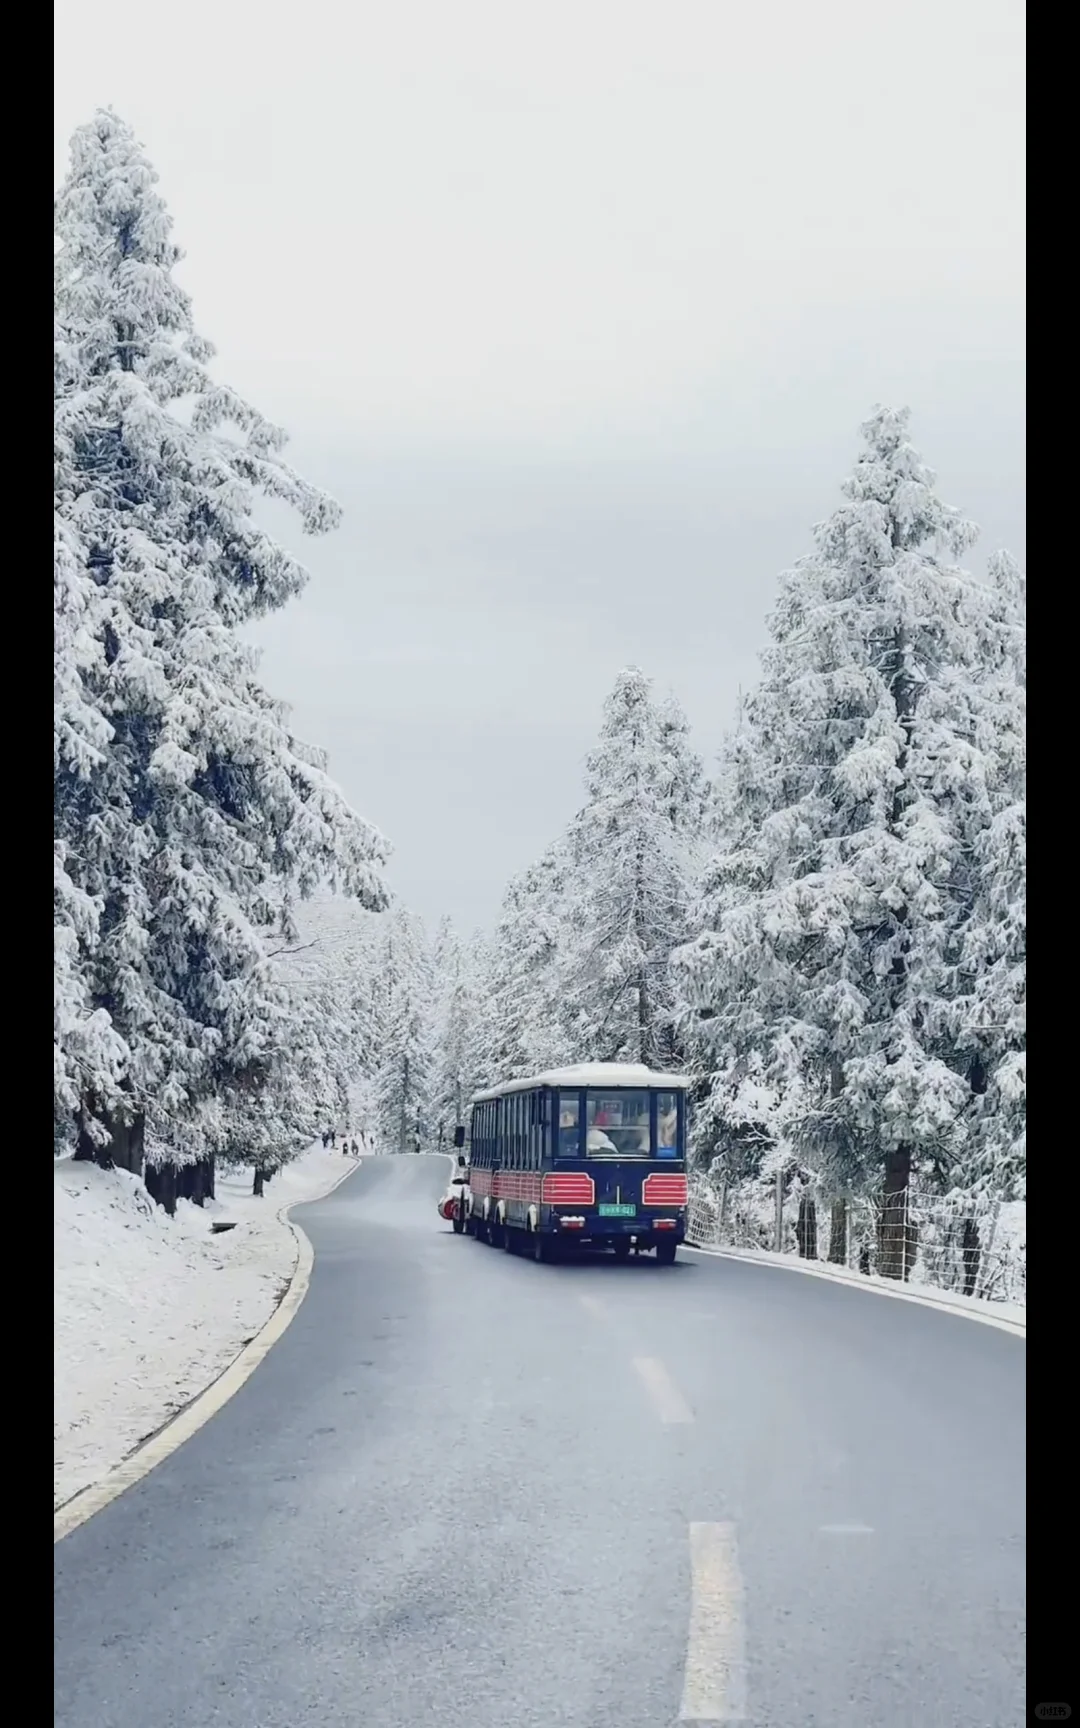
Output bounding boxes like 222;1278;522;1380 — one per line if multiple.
55;0;1025;933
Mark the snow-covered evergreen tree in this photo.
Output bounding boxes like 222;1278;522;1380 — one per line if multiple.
674;408;1025;1278
430;919;483;1148
54;110;388;1170
656;692;712;848
464;672;707;1090
472;846;573;1084
372;909;433;1153
262;890;384;1141
558;669;702;1067
934;549;1026;1207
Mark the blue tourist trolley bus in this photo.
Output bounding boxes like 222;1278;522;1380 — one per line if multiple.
463;1063;690;1263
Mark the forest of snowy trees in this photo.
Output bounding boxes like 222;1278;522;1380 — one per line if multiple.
55;113;1024;1295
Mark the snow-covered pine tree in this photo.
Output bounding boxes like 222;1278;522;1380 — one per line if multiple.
559;668;701;1068
265;889;385;1139
430;918;482;1149
933;549;1026;1231
674;694;820;1207
674;408;1023;1278
656;692;712;848
472;846;573;1084
54;512;130;1153
372;909;434;1153
54;110;388;1174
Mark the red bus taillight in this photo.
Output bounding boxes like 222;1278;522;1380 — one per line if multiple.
542;1172;595;1206
642;1172;688;1207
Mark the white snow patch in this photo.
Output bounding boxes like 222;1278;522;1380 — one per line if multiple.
54;1143;356;1509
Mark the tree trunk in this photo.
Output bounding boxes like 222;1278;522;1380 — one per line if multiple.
795;1192;818;1260
182;1157;213;1206
73;1107;102;1165
878;1144;915;1281
960;1216;980;1297
73;1094;145;1176
828;1197;848;1264
144;1160;178;1217
253;1168;265;1197
637;968;651;1068
632;824;653;1066
879;622;919;1282
716;1181;728;1246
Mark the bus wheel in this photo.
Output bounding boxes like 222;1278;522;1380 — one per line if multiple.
533;1231;551;1264
503;1223;515;1253
489;1218;504;1249
452;1204;465;1235
655;1240;678;1265
613;1238;631;1260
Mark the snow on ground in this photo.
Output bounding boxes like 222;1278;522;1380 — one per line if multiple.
54;1143;359;1510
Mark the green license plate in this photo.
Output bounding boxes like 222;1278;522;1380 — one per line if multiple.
598;1203;636;1217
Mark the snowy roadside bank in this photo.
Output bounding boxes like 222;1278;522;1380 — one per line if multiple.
54;1144;361;1510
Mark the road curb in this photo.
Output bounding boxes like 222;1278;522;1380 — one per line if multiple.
684;1243;1026;1337
53;1155;361;1544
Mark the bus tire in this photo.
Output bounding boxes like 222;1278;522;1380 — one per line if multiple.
533;1231;551;1264
503;1222;515;1253
489;1217;504;1249
452;1204;465;1235
655;1240;678;1265
613;1237;631;1259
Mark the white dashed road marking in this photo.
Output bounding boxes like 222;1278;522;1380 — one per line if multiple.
633;1356;693;1424
679;1521;747;1721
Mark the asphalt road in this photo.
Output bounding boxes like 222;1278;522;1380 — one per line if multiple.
54;1155;1025;1728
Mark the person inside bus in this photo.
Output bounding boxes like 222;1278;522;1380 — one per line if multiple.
657;1103;678;1156
586;1125;618;1155
559;1105;579;1156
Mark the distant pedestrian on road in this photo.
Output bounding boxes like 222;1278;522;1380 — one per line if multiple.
351;1138;359;1156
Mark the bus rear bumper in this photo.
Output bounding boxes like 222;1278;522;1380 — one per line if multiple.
551;1212;685;1248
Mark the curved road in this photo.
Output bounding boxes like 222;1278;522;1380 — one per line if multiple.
54;1155;1024;1727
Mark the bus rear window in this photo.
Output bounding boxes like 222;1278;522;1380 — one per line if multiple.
656;1092;679;1157
554;1089;684;1158
585;1091;651;1157
556;1091;581;1158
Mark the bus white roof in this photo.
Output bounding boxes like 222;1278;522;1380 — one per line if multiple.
471;1063;691;1104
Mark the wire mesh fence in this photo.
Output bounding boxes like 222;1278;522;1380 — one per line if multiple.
686;1177;1025;1306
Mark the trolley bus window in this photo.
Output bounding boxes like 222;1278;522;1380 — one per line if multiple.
585;1091;651;1157
556;1090;582;1158
656;1091;679;1157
